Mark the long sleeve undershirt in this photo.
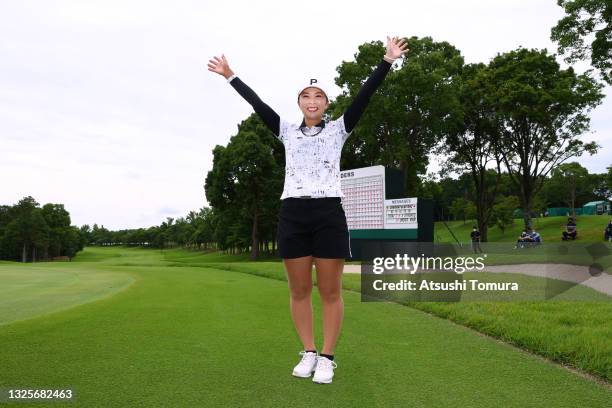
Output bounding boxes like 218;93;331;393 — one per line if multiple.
228;58;393;138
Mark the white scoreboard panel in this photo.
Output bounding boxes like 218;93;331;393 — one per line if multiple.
384;198;418;229
340;165;386;230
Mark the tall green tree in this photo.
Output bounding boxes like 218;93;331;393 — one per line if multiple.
205;114;283;259
606;164;612;195
331;36;464;195
79;224;92;245
590;171;611;201
489;195;520;235
551;0;612;84
41;203;71;258
191;207;215;250
544;162;595;213
3;197;50;262
63;227;82;260
487;47;604;228
449;197;477;224
91;224;111;246
444;63;503;241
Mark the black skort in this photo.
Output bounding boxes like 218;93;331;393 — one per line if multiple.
277;197;352;259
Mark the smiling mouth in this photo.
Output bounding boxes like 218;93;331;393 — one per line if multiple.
307;107;318;112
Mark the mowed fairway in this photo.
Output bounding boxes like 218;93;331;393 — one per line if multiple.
0;247;610;407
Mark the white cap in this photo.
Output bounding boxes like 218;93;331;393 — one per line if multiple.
297;78;330;102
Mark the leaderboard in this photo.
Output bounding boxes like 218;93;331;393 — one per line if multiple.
340;165;418;231
340;166;385;230
384;198;418;229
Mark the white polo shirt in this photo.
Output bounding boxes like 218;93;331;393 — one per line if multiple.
277;115;352;199
227;58;393;201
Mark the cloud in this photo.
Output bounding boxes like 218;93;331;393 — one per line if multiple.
157;206;180;216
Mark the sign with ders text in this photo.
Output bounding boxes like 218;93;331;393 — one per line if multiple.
340;166;386;230
384;198;418;229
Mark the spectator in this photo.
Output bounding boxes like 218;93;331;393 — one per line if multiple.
470;225;483;253
562;218;578;240
515;230;529;249
515;228;542;248
528;229;542;246
605;220;612;242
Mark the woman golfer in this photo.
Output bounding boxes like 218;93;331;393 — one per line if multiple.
208;36;408;384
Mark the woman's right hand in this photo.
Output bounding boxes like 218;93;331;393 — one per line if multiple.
207;54;234;79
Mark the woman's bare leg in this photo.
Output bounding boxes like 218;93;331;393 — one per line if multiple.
283;256;315;350
314;257;344;355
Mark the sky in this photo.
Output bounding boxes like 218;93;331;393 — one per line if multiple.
1;0;610;230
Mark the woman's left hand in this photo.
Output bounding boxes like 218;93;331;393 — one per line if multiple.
385;36;409;60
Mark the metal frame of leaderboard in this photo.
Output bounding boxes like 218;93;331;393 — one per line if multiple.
340;165;434;261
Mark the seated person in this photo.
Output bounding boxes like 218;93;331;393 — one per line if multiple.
562;218;577;240
528;229;542;245
605;220;612;242
517;228;542;248
515;230;529;249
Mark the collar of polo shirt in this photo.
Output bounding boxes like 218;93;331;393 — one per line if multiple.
299;118;326;129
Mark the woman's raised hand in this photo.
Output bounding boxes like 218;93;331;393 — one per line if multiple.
207;54;234;79
385;36;409;60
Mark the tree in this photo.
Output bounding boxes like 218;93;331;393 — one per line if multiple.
489;196;520;235
79;224;92;245
590;171;611;201
191;207;215;250
63;227;82;260
0;197;87;261
449;198;476;224
551;0;612;84
331;36;464;195
544;162;598;212
487;47;604;228
4;208;49;262
205;114;284;259
606;164;612;197
444;63;503;241
91;224;111;246
41;203;71;258
2;197;50;262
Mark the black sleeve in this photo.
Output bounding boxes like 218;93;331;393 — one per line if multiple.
343;58;393;134
229;76;280;137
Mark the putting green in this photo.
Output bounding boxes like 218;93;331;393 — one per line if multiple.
0;264;136;325
0;248;609;406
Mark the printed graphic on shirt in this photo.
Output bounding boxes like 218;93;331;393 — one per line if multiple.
277;115;353;199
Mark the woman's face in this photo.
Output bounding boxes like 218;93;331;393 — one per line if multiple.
298;87;329;122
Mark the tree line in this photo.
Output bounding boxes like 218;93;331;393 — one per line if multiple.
5;158;609;262
65;162;609;257
0;197;86;262
422;163;611;238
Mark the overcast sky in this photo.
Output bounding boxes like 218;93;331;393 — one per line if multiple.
1;0;610;230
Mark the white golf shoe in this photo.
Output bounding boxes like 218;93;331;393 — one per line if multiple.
292;351;318;378
312;355;337;384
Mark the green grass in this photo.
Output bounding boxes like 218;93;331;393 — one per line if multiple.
0;246;609;407
427;242;612;273
0;264;135;325
435;215;612;273
435;214;612;243
164;247;612;383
